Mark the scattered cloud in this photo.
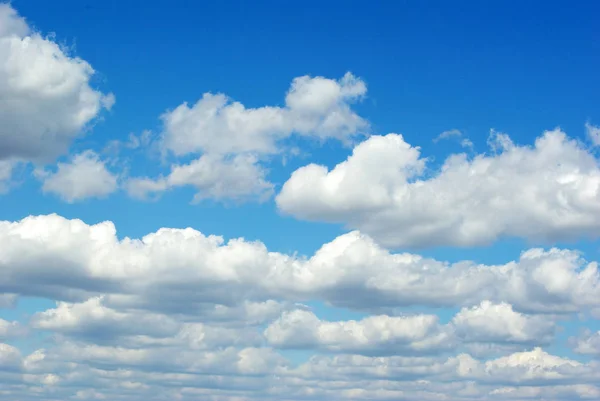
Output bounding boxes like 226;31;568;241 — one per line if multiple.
126;153;273;203
1;215;599;314
571;329;600;357
433;129;474;149
36;151;119;202
0;4;113;164
0;213;599;399
277;129;600;248
125;72;368;203
586;122;600;147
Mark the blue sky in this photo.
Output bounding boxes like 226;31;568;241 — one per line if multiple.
1;1;600;400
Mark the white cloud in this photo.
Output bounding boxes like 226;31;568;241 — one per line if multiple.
161;72;367;157
0;4;114;164
0;319;23;340
126;72;367;203
1;215;599;315
277;129;600;248
571;330;600;357
433;129;474;149
452;301;556;344
37;151;118;202
0;343;22;372
1;214;599;398
126;154;273;202
265;309;453;354
586;122;600;147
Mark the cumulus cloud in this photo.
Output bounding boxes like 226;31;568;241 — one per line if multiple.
452;301;556;345
126;72;367;203
0;4;114;164
1;214;599;399
161;72;367;156
126;154;273;202
264;309;453;355
36;151;119;202
277;129;600;248
1;215;599;315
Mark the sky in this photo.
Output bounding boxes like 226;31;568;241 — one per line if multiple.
1;0;600;400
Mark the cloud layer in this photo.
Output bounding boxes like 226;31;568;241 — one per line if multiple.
1;214;599;399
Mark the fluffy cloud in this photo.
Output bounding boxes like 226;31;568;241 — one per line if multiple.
1;215;599;315
161;72;367;157
264;310;453;354
126;154;273;202
126;72;367;203
277;129;600;248
1;214;599;399
452;301;556;344
36;151;119;202
0;4;114;164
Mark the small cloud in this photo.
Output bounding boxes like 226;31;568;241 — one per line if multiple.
434;129;462;142
434;129;473;149
37;151;119;203
585;122;600;147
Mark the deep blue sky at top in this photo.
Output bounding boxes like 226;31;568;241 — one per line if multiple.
3;0;600;260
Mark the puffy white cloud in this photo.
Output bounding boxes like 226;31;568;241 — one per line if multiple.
36;151;119;202
126;72;367;203
265;309;453;354
292;347;600;387
1;214;600;398
277;129;600;248
0;4;114;164
126;154;273;202
452;301;556;344
1;215;599;315
30;297;180;343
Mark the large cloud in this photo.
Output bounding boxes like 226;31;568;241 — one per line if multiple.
0;214;599;399
1;214;599;315
264;310;454;355
126;72;368;202
0;4;114;164
276;129;600;248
